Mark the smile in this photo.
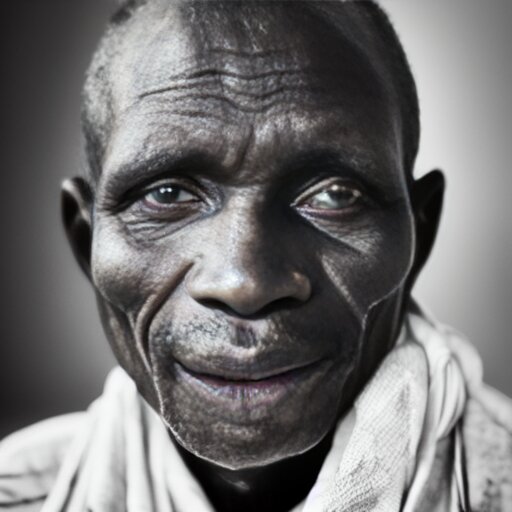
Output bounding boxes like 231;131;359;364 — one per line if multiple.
173;358;331;407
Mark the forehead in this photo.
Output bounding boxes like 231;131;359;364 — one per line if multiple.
110;1;391;100
101;1;404;189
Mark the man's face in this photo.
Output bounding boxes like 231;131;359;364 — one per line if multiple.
86;3;416;469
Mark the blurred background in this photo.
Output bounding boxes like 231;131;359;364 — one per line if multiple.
1;0;511;439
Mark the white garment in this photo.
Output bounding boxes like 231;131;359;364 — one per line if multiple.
36;310;472;512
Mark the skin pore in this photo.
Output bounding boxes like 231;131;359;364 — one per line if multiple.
63;2;445;511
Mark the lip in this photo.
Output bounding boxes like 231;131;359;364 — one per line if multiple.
173;357;331;407
175;355;324;382
178;358;323;385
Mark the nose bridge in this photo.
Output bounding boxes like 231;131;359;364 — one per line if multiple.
186;198;311;315
224;200;273;274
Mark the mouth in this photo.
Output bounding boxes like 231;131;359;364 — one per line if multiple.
173;357;331;406
178;358;323;385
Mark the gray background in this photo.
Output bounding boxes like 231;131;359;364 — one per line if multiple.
1;0;511;439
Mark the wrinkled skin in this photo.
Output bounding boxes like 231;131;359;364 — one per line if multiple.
63;2;444;511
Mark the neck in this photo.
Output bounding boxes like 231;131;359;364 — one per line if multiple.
174;428;336;512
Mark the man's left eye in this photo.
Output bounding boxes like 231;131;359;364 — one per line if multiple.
299;183;362;211
143;185;198;208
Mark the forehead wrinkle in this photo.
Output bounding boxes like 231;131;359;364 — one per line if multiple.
137;49;310;85
132;47;322;113
138;68;313;100
136;81;324;116
124;5;313;99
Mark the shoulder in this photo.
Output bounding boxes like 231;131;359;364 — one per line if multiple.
0;413;85;511
420;309;512;510
463;384;512;511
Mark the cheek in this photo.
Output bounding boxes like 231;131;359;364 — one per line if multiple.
90;219;190;313
90;217;205;381
91;221;148;309
90;218;197;405
320;205;415;322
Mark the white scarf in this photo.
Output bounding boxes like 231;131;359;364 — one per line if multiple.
41;310;474;512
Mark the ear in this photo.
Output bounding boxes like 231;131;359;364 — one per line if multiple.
407;169;445;292
62;177;94;281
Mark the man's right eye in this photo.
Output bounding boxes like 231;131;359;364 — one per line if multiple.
143;184;199;209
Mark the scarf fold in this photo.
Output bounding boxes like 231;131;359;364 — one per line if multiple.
41;310;474;511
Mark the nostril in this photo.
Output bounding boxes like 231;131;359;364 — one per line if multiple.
196;298;236;316
256;297;306;317
196;296;306;319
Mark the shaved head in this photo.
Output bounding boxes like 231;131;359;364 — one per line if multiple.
82;0;419;185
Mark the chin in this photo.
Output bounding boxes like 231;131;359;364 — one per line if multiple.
174;422;331;470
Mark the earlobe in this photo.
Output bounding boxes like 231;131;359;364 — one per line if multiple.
61;177;94;281
408;169;445;291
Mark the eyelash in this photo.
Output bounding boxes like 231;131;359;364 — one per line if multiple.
294;178;365;208
143;185;199;209
138;179;204;204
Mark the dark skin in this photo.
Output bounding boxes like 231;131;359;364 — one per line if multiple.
62;3;444;511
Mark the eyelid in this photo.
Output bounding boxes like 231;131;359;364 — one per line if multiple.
116;176;209;212
143;185;199;208
141;177;201;197
292;177;364;207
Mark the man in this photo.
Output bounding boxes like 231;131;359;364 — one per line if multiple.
1;1;511;511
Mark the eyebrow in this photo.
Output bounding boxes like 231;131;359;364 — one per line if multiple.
282;148;394;195
105;147;371;185
285;148;374;176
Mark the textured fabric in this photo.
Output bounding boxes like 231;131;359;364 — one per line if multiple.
301;311;467;512
1;310;511;511
0;415;83;512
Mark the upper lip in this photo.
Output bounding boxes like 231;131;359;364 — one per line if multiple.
174;355;325;382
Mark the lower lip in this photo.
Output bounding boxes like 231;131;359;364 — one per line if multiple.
174;360;329;407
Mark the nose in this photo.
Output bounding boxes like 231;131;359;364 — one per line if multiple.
186;225;312;317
